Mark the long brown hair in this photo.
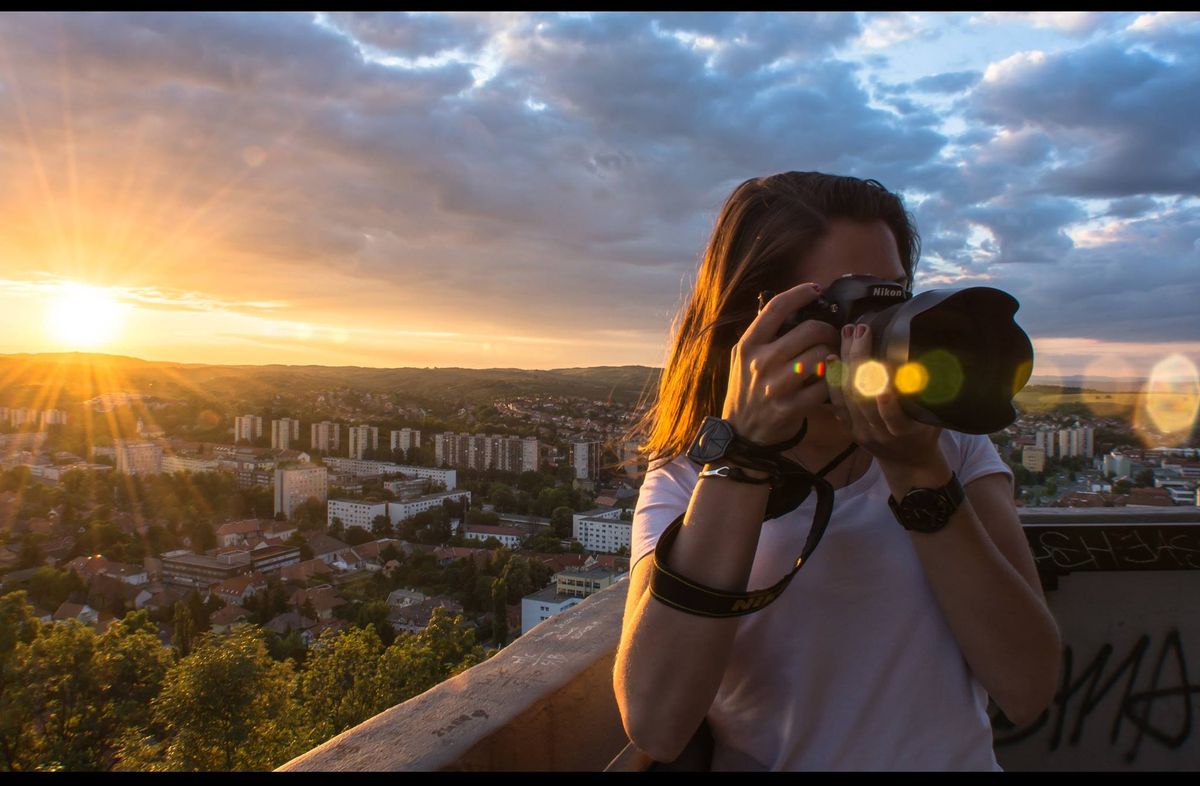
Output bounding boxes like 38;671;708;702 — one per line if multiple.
619;172;921;476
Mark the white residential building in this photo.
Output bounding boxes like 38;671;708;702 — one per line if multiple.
161;454;221;474
322;458;456;489
235;415;263;443
386;490;472;526
433;432;538;472
1021;447;1045;473
348;425;380;460
520;587;581;636
311;421;340;453
1104;452;1132;478
327;490;473;530
115;441;163;476
572;441;602;481
390;428;421;454
573;507;630;554
327;499;390;531
462;524;525;549
272;418;301;450
274;465;328;520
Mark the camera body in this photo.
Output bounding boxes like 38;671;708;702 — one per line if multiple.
773;274;910;336
760;274;1033;435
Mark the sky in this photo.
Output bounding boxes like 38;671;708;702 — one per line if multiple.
0;11;1198;379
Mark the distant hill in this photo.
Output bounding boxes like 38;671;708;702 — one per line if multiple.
1028;375;1147;393
0;352;663;409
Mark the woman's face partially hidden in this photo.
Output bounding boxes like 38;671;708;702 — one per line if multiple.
786;219;909;436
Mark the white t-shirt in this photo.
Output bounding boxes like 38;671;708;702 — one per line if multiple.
630;429;1013;771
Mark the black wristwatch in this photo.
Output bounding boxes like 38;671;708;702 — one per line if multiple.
685;416;793;473
888;472;964;533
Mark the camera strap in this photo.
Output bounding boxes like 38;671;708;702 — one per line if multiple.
649;441;859;617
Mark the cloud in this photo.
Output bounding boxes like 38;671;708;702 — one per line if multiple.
0;11;1195;370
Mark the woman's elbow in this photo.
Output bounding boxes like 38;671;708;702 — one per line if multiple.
614;660;690;764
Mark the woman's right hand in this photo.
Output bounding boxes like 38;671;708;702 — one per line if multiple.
722;281;842;446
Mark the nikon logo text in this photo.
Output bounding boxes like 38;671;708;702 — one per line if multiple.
731;593;777;612
871;286;901;297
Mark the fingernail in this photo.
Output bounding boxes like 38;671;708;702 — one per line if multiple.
843;324;853;338
810;282;821;293
855;324;867;338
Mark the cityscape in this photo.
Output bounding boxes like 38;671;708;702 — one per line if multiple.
1;9;1198;774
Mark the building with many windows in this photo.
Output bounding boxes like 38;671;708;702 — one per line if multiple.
114;440;163;476
235;414;263;443
387;491;472;526
161;454;221;474
321;458;456;489
327;500;390;531
572;507;629;554
272;418;301;450
571;441;602;481
390;428;421;455
275;465;328;519
311;421;341;453
433;432;539;472
520;564;628;635
1021;446;1046;473
348;425;380;460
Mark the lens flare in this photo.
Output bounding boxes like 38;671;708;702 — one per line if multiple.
794;361;804;375
1135;354;1200;446
826;358;849;389
894;362;929;395
853;360;889;397
916;349;964;405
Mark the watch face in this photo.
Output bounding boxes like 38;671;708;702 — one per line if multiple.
688;417;734;463
900;488;955;533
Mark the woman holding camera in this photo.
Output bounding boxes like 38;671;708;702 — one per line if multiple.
613;172;1061;770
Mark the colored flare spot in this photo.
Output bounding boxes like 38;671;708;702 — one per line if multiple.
1137;354;1200;444
853;360;889;397
893;362;929;395
916;349;964;406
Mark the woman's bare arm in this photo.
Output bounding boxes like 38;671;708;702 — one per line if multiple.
613;473;770;763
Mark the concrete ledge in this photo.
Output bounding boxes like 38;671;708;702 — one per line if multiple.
278;580;631;771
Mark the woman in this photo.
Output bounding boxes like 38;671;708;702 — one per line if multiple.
613;172;1061;771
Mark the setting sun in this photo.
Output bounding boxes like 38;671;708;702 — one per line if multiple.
44;282;127;350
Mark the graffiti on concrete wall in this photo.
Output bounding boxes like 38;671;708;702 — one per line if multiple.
992;629;1200;762
1028;526;1200;572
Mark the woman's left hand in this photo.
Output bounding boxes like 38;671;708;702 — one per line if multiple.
826;323;944;470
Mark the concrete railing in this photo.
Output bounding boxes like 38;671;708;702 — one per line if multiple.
279;579;630;771
280;508;1200;772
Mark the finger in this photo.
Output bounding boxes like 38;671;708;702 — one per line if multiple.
838;328;869;434
876;380;915;436
768;344;835;399
740;282;823;347
764;319;841;369
847;324;890;433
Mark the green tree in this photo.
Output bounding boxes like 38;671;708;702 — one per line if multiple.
172;603;195;657
372;608;487;710
550;506;573;539
297;626;385;743
0;592;42;770
356;600;395;648
152;626;309;771
491;577;509;646
19;620;106;769
371;515;393;538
